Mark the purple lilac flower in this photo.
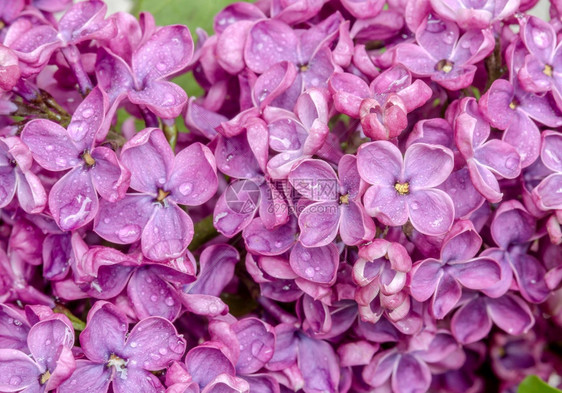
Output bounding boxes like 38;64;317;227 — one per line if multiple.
21;87;130;231
287;155;375;247
394;16;495;90
94;128;218;261
429;0;521;29
410;220;501;319
532;131;562;210
95;19;194;119
0;314;75;393
59;301;186;393
357;140;455;235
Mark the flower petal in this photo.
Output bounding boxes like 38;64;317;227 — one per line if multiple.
404;143;454;189
407;189;454;235
142;203;193;261
90;146;131;202
80;302;127;363
49;167;99;231
289;242;339;284
95;194;153;244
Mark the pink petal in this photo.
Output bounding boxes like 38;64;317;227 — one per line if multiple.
90;146;131;202
168;143;217;206
80;302;127;363
58;361;111;393
67;87;107;150
451;297;491;344
298;202;341;247
133;25;193;83
448;257;501;290
121;128;174;195
142;203;193;261
128;80;187;119
340;201;376;246
431;272;462;319
363;185;408;226
232;318;275;374
20;119;79;171
404;143;454;189
475;139;521;179
123;317;185;370
289;242;339;284
357;141;402;186
113;368;165;393
49;167;99;231
244;20;298;74
391;354;431;393
127;268;182;321
541;131;562;172
410;259;442;302
94;194;153;244
0;348;40;391
487;294;534;335
288;159;338;202
407;189;454;236
15;170;46;214
329;72;370;118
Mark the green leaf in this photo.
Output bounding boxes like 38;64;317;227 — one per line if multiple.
518;376;562;393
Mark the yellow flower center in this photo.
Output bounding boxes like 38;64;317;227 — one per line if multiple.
339;194;350;205
509;100;517;109
156;188;170;202
40;370;51;385
394;182;410;195
544;64;553;77
82;151;95;166
299;63;309;72
436;59;454;74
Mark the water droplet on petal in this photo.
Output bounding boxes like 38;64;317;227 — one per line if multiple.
46;145;54;151
116;225;141;243
82;108;94;118
130;341;138;348
305;267;315;278
301;251;311;261
410;202;420;210
179;182;193;196
505;156;519;170
150;295;158;302
158;348;168;355
165;297;175;306
9;376;21;386
156;62;167;71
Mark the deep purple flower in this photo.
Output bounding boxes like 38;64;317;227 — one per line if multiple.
429;0;520;29
95;19;194;119
394;16;494;90
94;128;218;261
357;141;455;235
288;155;375;247
59;301;186;393
21;87;130;231
0;314;75;393
451;292;534;344
0;136;46;214
454;97;522;202
329;65;432;140
410;220;501;319
532;131;562;210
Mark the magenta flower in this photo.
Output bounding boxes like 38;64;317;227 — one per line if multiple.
288;155;375;247
0;136;46;214
517;16;562;110
394;17;494;90
329;65;433;140
0;315;75;393
21;87;130;231
244;16;339;92
454;97;522;202
95;20;193;119
451;292;534;344
95;128;218;261
357;141;455;235
532;131;562;210
429;0;520;29
410;220;501;319
58;301;186;393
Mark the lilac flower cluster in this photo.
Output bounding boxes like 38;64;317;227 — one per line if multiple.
1;0;562;392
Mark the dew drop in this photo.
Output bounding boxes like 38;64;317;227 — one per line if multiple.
130;341;138;348
410;202;420;210
82;108;94;118
116;225;140;243
156;62;167;71
505;156;519;170
165;297;175;306
305;267;315;278
9;376;21;386
46;145;54;151
208;303;219;314
301;251;311;261
158;348;168;355
45;339;52;345
150;295;158;302
179;182;193;196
